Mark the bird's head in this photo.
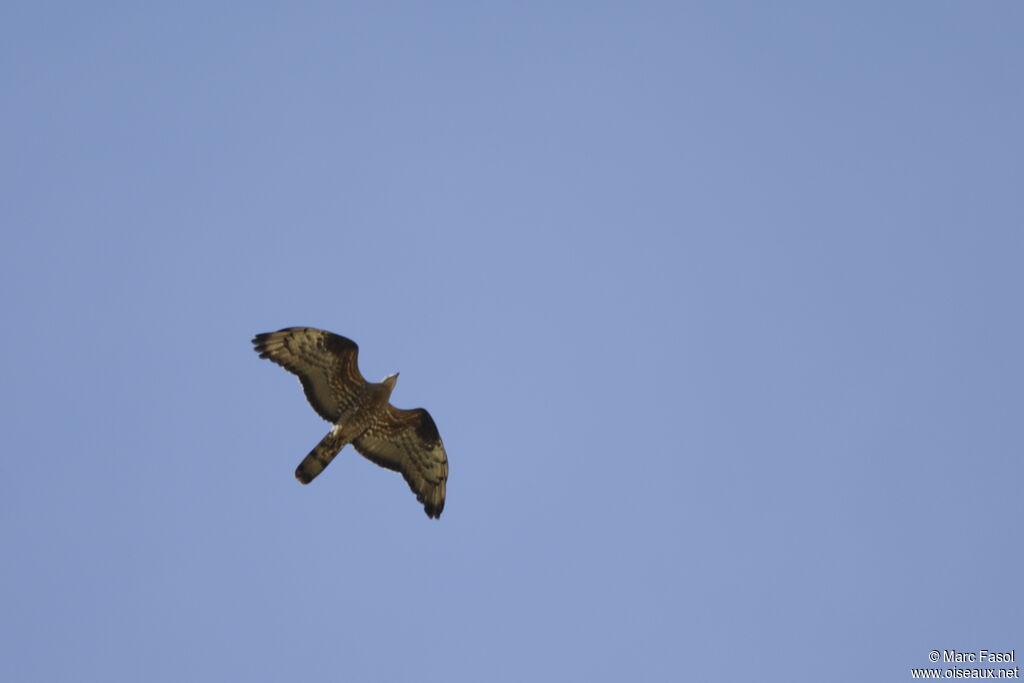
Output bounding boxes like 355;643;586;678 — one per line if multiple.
382;372;399;391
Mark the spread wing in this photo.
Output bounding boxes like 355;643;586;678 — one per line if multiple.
252;327;367;422
353;406;448;519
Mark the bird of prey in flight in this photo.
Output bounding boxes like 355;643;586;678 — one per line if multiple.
252;327;448;518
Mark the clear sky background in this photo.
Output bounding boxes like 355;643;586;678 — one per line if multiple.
2;3;1022;682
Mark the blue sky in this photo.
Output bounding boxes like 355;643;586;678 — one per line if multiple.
2;3;1022;681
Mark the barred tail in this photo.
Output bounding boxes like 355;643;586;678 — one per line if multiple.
296;429;346;484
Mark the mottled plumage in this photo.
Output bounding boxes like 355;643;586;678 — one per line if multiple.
252;327;448;518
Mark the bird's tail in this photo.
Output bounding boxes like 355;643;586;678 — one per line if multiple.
296;428;346;484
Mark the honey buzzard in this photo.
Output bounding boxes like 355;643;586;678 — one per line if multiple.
252;327;448;518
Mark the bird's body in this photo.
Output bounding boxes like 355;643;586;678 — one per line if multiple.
252;327;448;518
294;373;397;484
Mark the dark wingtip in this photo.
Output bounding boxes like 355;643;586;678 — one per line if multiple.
252;332;271;351
295;467;314;485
